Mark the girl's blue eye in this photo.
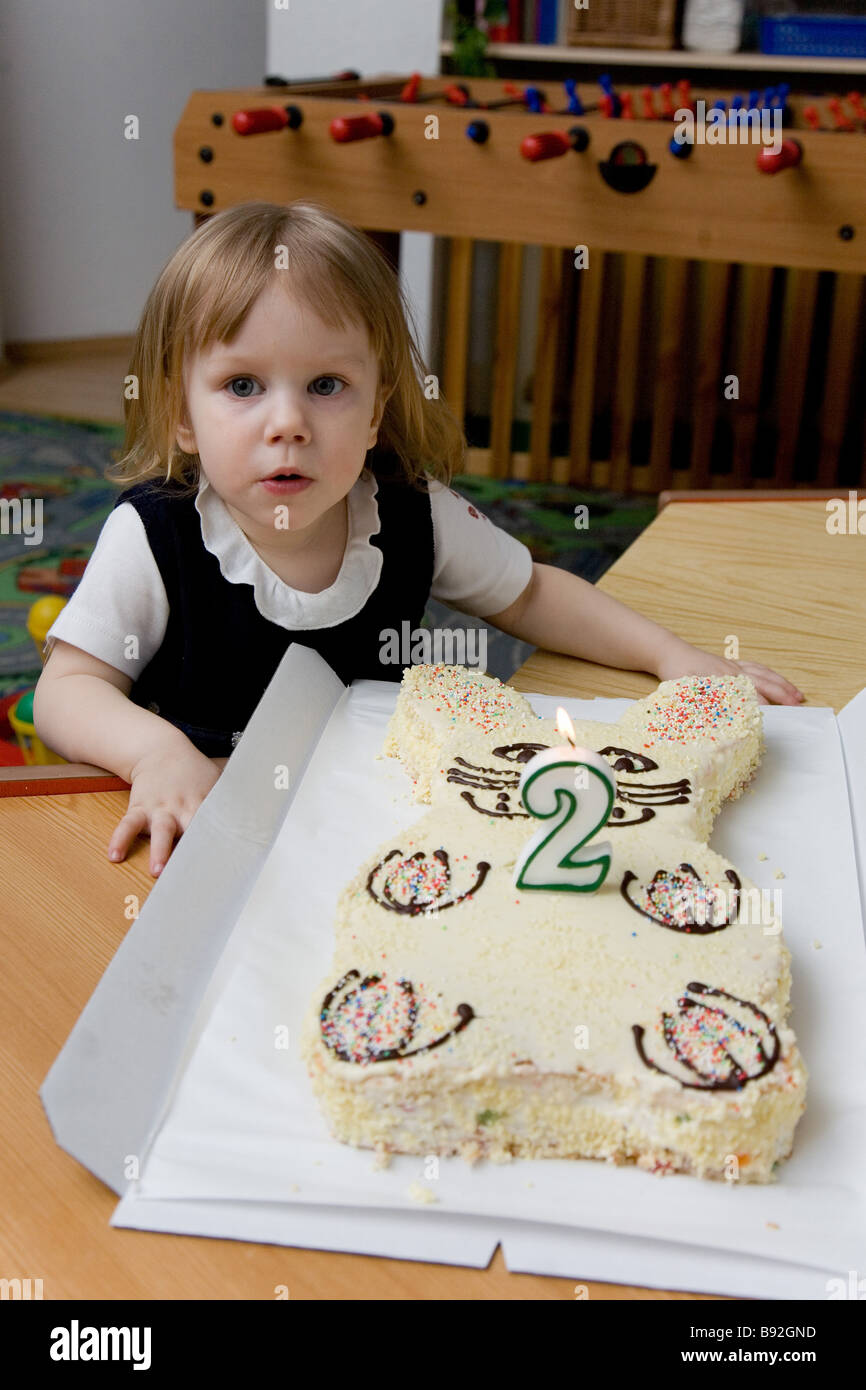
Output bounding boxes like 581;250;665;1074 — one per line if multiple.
310;376;345;397
227;377;259;398
226;376;345;397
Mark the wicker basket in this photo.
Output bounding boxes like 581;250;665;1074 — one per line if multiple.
566;0;680;50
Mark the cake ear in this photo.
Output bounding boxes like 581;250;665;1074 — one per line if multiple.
616;675;761;750
383;664;546;802
613;675;764;810
390;663;540;743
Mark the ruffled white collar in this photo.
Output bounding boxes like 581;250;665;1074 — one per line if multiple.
194;466;383;631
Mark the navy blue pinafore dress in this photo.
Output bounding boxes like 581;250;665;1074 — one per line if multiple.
115;453;434;757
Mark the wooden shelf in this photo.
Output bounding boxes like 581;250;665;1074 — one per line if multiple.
439;39;866;77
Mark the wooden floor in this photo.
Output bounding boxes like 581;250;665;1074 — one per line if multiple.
0;346;130;425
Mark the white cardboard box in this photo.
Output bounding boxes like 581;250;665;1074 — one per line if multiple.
41;645;866;1299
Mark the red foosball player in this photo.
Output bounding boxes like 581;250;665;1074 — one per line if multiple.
828;97;856;132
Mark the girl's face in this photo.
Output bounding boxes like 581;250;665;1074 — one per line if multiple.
176;281;383;546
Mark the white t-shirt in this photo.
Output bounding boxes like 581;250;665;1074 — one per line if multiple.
45;468;533;680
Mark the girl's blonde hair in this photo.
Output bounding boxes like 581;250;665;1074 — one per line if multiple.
107;199;466;496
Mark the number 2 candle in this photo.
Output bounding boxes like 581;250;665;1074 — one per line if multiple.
513;708;617;894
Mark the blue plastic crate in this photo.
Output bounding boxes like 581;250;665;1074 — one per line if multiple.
760;14;866;58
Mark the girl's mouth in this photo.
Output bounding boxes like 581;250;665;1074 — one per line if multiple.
260;473;313;494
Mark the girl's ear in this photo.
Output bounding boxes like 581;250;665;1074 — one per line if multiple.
175;404;196;454
366;401;382;450
368;384;391;446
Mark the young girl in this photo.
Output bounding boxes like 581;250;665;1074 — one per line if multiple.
33;200;803;879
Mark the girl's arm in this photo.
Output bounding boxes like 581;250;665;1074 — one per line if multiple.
34;638;190;783
484;562;804;706
34;639;225;875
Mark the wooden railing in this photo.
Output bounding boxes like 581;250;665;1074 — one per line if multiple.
443;239;866;494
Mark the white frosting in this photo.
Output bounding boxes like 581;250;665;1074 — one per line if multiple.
303;667;807;1182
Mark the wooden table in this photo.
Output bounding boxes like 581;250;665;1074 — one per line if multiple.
3;497;863;1300
511;496;866;713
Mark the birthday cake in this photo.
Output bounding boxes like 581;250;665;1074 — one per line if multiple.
302;665;807;1183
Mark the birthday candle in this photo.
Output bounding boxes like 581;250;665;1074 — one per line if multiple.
513;708;617;895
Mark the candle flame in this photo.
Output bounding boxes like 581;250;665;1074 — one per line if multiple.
555;706;576;746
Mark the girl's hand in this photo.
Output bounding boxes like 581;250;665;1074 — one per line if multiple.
654;640;805;707
108;744;228;877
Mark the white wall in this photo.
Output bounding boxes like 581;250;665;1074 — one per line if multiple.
266;0;441;80
0;0;266;343
267;0;443;363
0;0;443;353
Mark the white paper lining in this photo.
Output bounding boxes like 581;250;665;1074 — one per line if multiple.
117;684;866;1280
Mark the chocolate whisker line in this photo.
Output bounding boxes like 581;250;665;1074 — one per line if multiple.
451;755;520;777
447;770;518;790
618;779;691;794
617;789;690;806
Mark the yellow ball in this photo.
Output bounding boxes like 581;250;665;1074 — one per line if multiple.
27;595;68;644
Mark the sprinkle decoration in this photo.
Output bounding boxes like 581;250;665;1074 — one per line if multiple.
621;864;741;933
320;970;474;1065
411;663;536;733
366;847;491;915
651;871;716;924
632;983;780;1090
638;676;746;745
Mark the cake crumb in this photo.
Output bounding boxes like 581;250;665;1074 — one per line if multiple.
757;852;768;862
290;1183;300;1193
407;1183;438;1205
525;1181;535;1189
773;869;785;879
765;1221;780;1230
371;1148;392;1171
812;939;823;950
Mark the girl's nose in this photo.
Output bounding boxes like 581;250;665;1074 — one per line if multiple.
265;391;311;443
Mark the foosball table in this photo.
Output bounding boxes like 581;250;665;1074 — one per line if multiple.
174;73;866;491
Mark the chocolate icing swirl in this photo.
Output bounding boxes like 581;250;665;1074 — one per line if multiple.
632;982;780;1090
320;969;474;1064
621;863;741;932
366;847;490;913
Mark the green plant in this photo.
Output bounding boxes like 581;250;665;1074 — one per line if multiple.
446;2;510;78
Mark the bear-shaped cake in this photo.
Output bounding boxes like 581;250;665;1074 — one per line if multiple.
302;665;807;1183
